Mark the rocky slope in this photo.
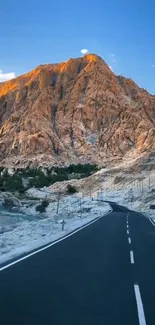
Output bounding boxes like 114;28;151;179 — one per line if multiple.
0;53;155;168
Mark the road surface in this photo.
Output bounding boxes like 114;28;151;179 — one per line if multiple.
0;203;155;324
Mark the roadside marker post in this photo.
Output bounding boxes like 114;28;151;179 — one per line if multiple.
61;220;65;231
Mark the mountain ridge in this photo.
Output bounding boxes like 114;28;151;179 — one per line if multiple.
0;53;155;168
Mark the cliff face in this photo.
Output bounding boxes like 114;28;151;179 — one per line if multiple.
0;53;155;167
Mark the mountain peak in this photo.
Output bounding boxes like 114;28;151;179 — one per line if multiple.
82;53;102;61
0;55;154;168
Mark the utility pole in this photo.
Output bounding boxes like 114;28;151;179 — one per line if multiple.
148;174;151;191
133;181;135;196
137;180;139;192
57;191;60;214
141;179;144;195
79;197;82;217
139;180;141;194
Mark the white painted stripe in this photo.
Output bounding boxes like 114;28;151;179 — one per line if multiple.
130;250;134;264
127;225;129;229
128;237;131;244
134;284;147;325
127;229;129;234
149;218;155;227
0;210;112;272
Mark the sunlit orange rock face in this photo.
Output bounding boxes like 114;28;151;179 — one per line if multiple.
0;53;155;167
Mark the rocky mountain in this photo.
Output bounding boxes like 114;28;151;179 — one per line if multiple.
0;53;155;168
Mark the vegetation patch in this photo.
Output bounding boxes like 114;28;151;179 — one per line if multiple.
0;164;98;193
36;200;49;213
67;184;77;194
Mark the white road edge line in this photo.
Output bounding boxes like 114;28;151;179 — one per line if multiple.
134;284;147;325
149;218;155;227
0;210;112;272
128;237;131;244
130;250;134;264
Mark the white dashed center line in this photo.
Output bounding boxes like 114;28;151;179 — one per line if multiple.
125;213;146;324
130;250;135;264
134;284;147;325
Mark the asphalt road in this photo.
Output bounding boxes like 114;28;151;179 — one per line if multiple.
0;204;155;324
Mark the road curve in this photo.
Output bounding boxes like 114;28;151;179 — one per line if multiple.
0;203;155;324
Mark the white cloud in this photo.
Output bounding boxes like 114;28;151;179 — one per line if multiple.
152;64;155;68
109;65;113;71
80;49;88;55
111;53;115;57
0;70;16;82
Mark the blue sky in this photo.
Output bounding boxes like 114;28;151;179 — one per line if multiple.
1;0;155;93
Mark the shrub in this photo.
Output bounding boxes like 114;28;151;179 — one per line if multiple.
18;188;26;194
36;200;49;213
52;164;98;176
0;173;25;192
67;184;77;194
